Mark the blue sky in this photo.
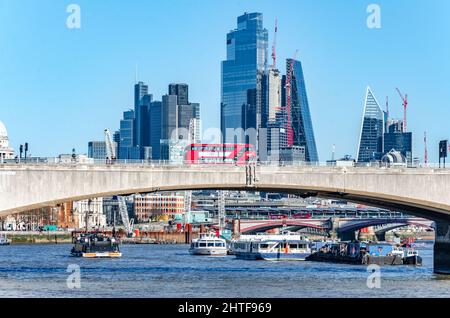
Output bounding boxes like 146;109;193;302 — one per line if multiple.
0;0;449;162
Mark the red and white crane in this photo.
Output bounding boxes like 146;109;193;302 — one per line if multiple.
285;50;298;146
395;87;408;133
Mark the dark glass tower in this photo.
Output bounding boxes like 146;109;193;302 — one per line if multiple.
286;59;319;162
221;12;268;144
149;101;162;160
134;81;149;146
169;83;189;106
357;87;385;162
118;110;134;159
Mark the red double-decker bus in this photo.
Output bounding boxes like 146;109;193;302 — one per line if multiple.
185;143;256;164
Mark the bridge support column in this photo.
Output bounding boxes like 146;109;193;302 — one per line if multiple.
375;232;386;242
434;221;450;274
329;218;339;239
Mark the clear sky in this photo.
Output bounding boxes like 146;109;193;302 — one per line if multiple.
0;0;449;162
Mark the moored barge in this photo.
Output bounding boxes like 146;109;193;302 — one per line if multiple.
306;242;422;266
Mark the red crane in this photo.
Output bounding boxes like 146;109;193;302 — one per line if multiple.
271;19;278;69
395;87;408;132
285;50;298;146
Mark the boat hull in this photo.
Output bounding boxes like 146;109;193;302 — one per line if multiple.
235;252;310;261
189;248;228;256
71;252;122;258
403;255;422;266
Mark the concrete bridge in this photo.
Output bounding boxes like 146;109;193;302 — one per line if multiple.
0;163;450;273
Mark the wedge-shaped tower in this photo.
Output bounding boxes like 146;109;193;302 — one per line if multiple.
357;87;385;163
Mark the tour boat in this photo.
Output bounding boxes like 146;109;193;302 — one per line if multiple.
189;232;228;256
231;231;312;261
71;233;122;258
0;234;10;246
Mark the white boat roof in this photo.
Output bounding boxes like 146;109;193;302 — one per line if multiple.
235;233;309;243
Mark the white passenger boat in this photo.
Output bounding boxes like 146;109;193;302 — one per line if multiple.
231;231;312;261
0;234;10;246
189;232;228;256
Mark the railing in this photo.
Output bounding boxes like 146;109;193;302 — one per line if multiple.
0;157;449;170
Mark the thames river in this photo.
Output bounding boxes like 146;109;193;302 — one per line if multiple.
0;242;449;298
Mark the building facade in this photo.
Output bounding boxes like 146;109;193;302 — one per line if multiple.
357;87;385;163
134;81;149;147
287;59;319;162
88;141;107;160
221;12;268;144
73;198;107;230
384;120;412;165
0;121;14;161
134;193;185;222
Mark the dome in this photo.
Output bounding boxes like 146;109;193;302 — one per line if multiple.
0;121;7;138
381;149;407;165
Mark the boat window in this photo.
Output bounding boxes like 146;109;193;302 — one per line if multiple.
199;243;207;247
298;244;307;249
259;244;269;249
289;244;298;249
208;242;214;247
215;242;223;247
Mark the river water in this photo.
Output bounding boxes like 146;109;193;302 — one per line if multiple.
0;242;449;298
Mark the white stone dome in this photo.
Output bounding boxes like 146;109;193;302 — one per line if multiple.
0;121;7;138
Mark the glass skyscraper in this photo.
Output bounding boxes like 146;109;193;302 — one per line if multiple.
287;58;319;162
357;87;385;163
134;81;149;147
221;12;268;144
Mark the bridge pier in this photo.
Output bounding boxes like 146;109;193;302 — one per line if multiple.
375;232;386;242
434;221;450;274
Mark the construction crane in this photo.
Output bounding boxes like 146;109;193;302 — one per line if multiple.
218;191;226;234
184;190;192;226
285;50;299;146
424;131;429;166
271;19;278;69
104;129;116;161
118;196;134;237
395;88;408;133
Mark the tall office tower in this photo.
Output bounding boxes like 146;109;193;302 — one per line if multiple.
118;110;135;159
161;94;178;140
357;87;385;163
384;120;412;165
221;12;268;145
178;103;200;133
149;101;162;160
139;94;153;147
169;83;189;105
169;84;200;140
282;58;319;162
266;68;282;123
134;81;149;146
160;94;178;160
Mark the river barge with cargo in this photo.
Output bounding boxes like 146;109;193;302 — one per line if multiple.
306;241;422;266
71;233;122;258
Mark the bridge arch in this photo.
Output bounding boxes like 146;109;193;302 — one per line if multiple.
240;220;327;234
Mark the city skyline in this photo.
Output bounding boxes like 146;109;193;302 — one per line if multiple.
1;0;449;162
